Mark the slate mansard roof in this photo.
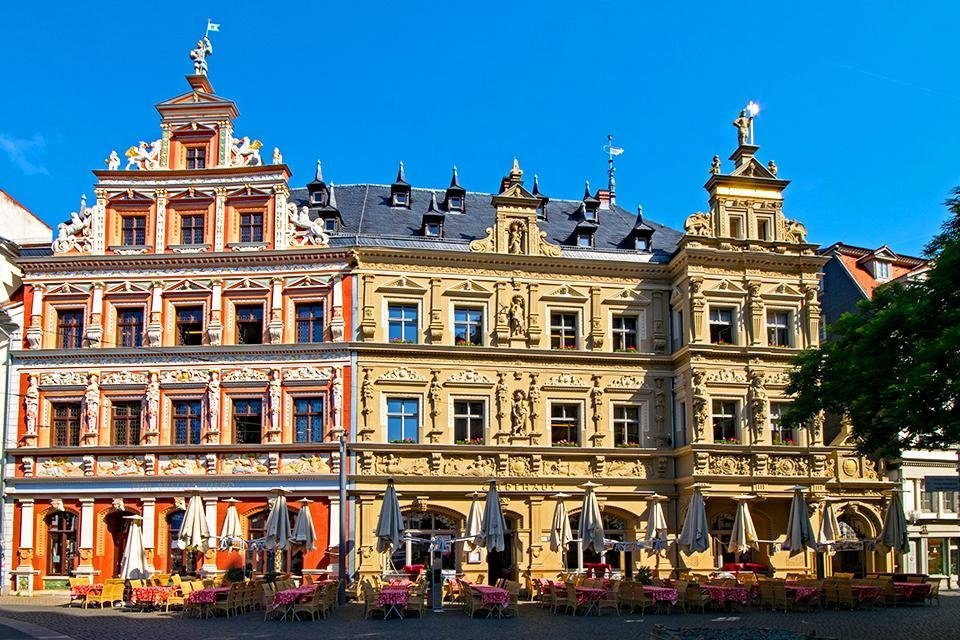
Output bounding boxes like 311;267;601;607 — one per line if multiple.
290;184;683;263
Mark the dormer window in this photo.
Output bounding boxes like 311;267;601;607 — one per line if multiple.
635;236;650;252
577;234;593;248
874;260;891;281
324;217;337;233
311;191;325;205
393;191;409;207
186;146;206;169
448;195;463;211
391;161;412;208
424;222;442;237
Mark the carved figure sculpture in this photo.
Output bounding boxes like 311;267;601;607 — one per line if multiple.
747;370;768;439
785;219;807;243
508;220;525;254
145;372;160;434
125;140;162;170
83;374;100;434
683;211;712;237
733;109;753;146
511;389;529;435
710;155;722;174
189;36;213;75
106;150;120;170
508;295;526;336
272;147;283;164
691;370;709;442
767;160;778;176
24;374;39;435
206;371;221;436
331;368;343;429
268;370;282;433
286;202;329;246
230;136;263;167
53;196;96;253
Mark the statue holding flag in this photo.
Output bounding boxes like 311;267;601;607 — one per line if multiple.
190;20;219;76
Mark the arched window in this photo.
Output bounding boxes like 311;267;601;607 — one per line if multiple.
566;512;630;574
167;510;203;576
46;511;78;576
249;509;301;575
390;510;460;571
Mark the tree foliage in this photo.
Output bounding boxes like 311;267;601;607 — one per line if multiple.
782;188;960;458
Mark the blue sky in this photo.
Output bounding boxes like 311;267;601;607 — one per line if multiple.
2;1;958;256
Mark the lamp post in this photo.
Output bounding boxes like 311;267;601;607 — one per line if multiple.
334;426;347;605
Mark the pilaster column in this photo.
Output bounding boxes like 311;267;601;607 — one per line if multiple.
803;285;821;348
213;187;227;251
142;498;157;572
267;278;283;344
330;275;345;342
328;497;341;573
427;278;443;342
688;277;704;344
86;282;104;348
748;282;764;346
146;281;163;347
159;123;172;168
12;499;36;594
218;121;232;168
207;280;223;346
76;498;95;580
526;282;541;347
154;189;167;254
652;291;667;353
493;282;509;345
25;284;44;349
589;286;603;350
273;184;289;250
359;274;376;339
92;188;107;255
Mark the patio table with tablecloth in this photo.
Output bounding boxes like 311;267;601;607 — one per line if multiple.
187;587;230;605
470;585;509;618
72;584;103;598
700;585;750;606
643;585;679;605
130;586;177;606
272;585;319;607
894;582;932;601
377;586;409;619
851;585;883;602
574;586;606;614
785;585;820;603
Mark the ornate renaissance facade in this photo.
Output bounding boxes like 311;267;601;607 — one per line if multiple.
5;44;898;593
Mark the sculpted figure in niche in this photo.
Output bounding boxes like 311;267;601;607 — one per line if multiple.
508;295;526;336
748;370;768;438
268;370;282;432
690;370;709;442
206;371;221;436
24;375;39;435
511;389;529;435
508;220;525;254
83;374;100;434
145;372;160;434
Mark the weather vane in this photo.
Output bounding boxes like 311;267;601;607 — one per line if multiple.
603;134;624;202
189;19;220;76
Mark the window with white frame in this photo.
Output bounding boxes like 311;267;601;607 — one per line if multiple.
388;303;418;344
453;307;483;346
550;312;578;349
709;307;735;345
453;400;484;444
712;400;738;443
612;405;642;447
387;397;419;443
612;315;638;352
767;310;791;347
769;402;796;445
550;403;580;446
874;260;891;281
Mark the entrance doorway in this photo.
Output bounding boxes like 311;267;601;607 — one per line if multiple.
486;516;518;584
105;510;135;577
832;517;868;577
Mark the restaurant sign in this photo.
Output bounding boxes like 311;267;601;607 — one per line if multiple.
923;476;960;492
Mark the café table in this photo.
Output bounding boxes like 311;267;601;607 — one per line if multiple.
851;585;883;603
271;585;319;621
700;585;750;607
377;586;409;619
643;585;679;605
574;586;606;615
186;586;230;618
130;585;177;607
785;585;820;603
470;584;510;618
894;582;931;602
72;583;103;598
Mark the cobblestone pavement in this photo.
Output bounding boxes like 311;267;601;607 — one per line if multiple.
0;593;956;640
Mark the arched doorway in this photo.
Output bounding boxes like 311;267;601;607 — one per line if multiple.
248;509;300;575
46;511;78;576
567;512;632;577
390;510;460;573
486;514;519;585
105;510;136;578
832;515;868;577
167;510;203;576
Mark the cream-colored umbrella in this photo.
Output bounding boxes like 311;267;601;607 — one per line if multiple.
177;493;210;552
678;488;710;554
264;492;291;552
644;494;669;549
119;515;151;579
783;486;816;555
292;499;317;551
375;479;404;553
478;480;507;553
549;493;573;553
219;498;243;549
817;499;842;548
879;490;909;554
464;492;483;552
728;496;759;555
578;482;605;554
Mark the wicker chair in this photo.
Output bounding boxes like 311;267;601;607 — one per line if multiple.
837;581;856;610
405;583;426;618
292;586;325;621
84;580;125;609
164;581;193;612
552;583;577;615
672;580;689;613
597;581;620;616
68;577;88;606
685;584;709;613
758;580;775;610
362;583;385;619
503;580;520;617
926;581;941;606
212;582;244;617
772;581;790;612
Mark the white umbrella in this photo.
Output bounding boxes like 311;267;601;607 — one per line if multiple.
549;493;573;553
879;490;909;553
264;493;291;552
292;499;317;551
817;500;842;547
219;498;243;549
464;492;484;552
120;515;151;579
578;482;605;554
178;493;210;552
644;494;668;549
728;496;759;555
375;479;404;553
783;486;816;554
678;488;710;554
478;480;507;552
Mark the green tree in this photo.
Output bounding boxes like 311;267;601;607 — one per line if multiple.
782;189;960;458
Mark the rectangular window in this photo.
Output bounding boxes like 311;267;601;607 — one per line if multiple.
239;212;264;243
57;309;84;349
729;216;743;239
767;310;791;347
180;215;205;245
186;147;206;169
769;402;795;445
757;219;770;241
235;304;264;344
388;303;418;343
612;315;638;352
712;400;737;443
112;401;142;446
875;261;891;281
577;234;592;247
173;399;203;445
671;307;684;351
52;402;81;447
295;303;325;343
233;398;263;444
921;488;935;512
927;538;945;575
294;397;325;443
550;312;577;350
122;215;147;246
323;217;337;233
454;307;483;346
117;308;143;348
175;306;204;346
449;196;463;210
613;405;642;447
709;307;734;345
945;492;958;513
424;222;442;237
550;403;580;446
387;398;419;443
453;401;484;444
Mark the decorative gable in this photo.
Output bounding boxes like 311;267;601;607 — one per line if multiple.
105;281;151;295
603;288;652;306
285;275;332;290
377;276;428;295
223;278;270;292
707;279;747;294
45;283;90;297
166;279;212;293
542;284;589;302
442;280;493;298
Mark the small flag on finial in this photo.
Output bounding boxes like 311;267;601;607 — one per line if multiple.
206;19;221;35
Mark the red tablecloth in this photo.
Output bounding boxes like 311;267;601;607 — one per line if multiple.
722;562;766;573
71;584;103;597
130;586;177;605
471;585;509;607
643;585;679;604
701;585;750;605
186;587;230;604
272;585;318;606
377;586;409;607
851;585;883;602
785;585;820;602
894;582;931;600
575;586;606;607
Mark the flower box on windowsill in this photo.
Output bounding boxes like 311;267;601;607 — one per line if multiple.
614;347;638;353
552;440;580;447
615;442;641;448
772;438;797;446
455;438;483;445
552;345;578;351
454;340;481;347
716;438;739;445
390;338;416;344
389;438;416;444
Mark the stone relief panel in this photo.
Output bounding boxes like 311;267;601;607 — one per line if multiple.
280;454;332;475
158;455;206;475
36;457;84;478
222;453;269;474
98;456;146;476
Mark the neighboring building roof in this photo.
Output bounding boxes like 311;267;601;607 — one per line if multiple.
0;188;52;245
819;242;928;300
290;184;683;263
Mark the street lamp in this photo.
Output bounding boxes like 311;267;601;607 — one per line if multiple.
333;425;347;605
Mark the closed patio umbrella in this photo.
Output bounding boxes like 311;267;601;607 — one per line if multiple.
817;499;842;547
578;482;605;554
478;480;507;552
464;492;483;552
728;496;759;555
219;498;243;549
375;479;404;553
678;488;710;554
292;499;317;551
264;492;291;552
177;493;210;552
120;515;151;579
549;493;573;553
644;494;668;548
783;486;816;554
879;490;909;553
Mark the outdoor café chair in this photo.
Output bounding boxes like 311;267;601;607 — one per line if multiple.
292;586;325;621
83;580;125;609
164;580;193;612
597;581;619;616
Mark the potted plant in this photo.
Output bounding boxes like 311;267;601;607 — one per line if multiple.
389;437;416;444
223;567;245;583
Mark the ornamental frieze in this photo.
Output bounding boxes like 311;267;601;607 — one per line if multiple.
605;458;653;479
377;367;426;383
222;368;270;383
100;371;148;386
282;366;331;382
706;370;747;384
36;457;84;478
222;453;269;474
280;454;332;475
39;372;87;387
767;456;810;477
445;370;493;386
607;375;649;391
158;455;206;475
98;456;146;476
543;373;587;390
709;454;751;476
160;369;210;384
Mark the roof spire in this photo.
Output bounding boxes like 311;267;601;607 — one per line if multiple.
583;180;592;200
532;174;541;196
604;134;623;205
427;192;440;212
328;182;337;209
508;157;523;186
396;160;407;184
450;165;460;188
315;160;323;182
